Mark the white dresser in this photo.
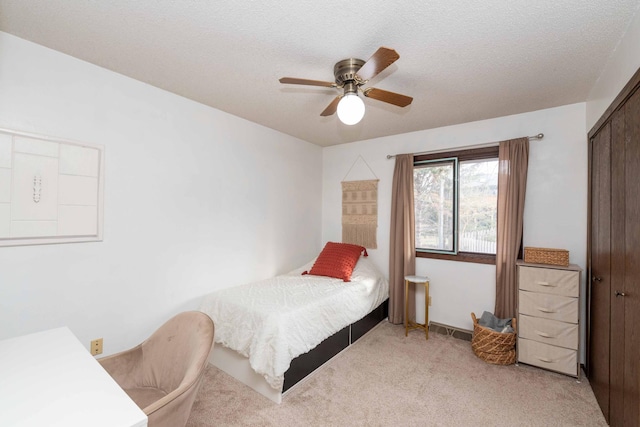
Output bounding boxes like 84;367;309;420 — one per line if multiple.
516;261;582;377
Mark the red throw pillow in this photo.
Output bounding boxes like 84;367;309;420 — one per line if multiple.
304;242;368;282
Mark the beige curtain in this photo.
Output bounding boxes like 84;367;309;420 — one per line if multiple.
389;154;416;324
494;138;529;319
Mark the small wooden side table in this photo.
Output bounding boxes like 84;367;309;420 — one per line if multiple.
404;275;430;340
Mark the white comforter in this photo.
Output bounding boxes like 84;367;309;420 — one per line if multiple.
199;257;389;389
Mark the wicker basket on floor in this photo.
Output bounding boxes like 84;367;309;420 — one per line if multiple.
471;312;517;365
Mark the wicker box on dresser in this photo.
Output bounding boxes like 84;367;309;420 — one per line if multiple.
516;261;582;378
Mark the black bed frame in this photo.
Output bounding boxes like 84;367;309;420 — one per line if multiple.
282;298;389;392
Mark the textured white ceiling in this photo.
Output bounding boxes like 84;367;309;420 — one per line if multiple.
1;0;639;146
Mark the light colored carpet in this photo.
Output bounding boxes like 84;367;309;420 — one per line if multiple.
187;322;607;426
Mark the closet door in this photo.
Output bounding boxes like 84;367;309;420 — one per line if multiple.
589;78;640;427
589;121;611;421
609;100;625;427
619;86;640;427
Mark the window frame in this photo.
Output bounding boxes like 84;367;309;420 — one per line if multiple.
413;146;499;265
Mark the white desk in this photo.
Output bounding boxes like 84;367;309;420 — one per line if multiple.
0;327;147;427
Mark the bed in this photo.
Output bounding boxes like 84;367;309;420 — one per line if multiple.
199;244;389;403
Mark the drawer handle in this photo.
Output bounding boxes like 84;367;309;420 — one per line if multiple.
536;281;556;287
536;307;556;313
534;330;553;338
537;356;554;363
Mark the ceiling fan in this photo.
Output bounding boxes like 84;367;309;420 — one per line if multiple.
279;47;413;125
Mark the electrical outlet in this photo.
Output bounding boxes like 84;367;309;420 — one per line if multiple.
429;296;432;306
90;338;103;356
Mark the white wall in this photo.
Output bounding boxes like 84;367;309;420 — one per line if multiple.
322;103;588;334
586;5;640;130
0;32;323;354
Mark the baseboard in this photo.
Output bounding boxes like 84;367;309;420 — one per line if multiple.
429;322;473;342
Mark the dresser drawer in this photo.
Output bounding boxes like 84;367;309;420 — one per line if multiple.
518;314;579;350
518;290;578;323
518;338;577;376
518;266;579;297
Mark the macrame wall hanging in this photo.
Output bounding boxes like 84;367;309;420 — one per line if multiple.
341;155;379;249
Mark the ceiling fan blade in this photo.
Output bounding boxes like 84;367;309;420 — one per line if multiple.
363;88;413;107
320;96;341;116
279;77;336;88
356;47;400;82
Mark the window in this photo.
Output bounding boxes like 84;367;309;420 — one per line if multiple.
413;146;498;264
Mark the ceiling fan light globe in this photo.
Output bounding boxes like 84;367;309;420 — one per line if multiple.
337;93;365;125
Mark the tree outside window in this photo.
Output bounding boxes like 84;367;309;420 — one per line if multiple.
414;160;455;252
413;147;498;264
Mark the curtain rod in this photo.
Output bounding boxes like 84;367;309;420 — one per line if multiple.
386;133;544;159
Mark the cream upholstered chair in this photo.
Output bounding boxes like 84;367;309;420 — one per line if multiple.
99;311;214;427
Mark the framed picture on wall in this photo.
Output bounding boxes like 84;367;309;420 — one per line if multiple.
0;127;104;247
